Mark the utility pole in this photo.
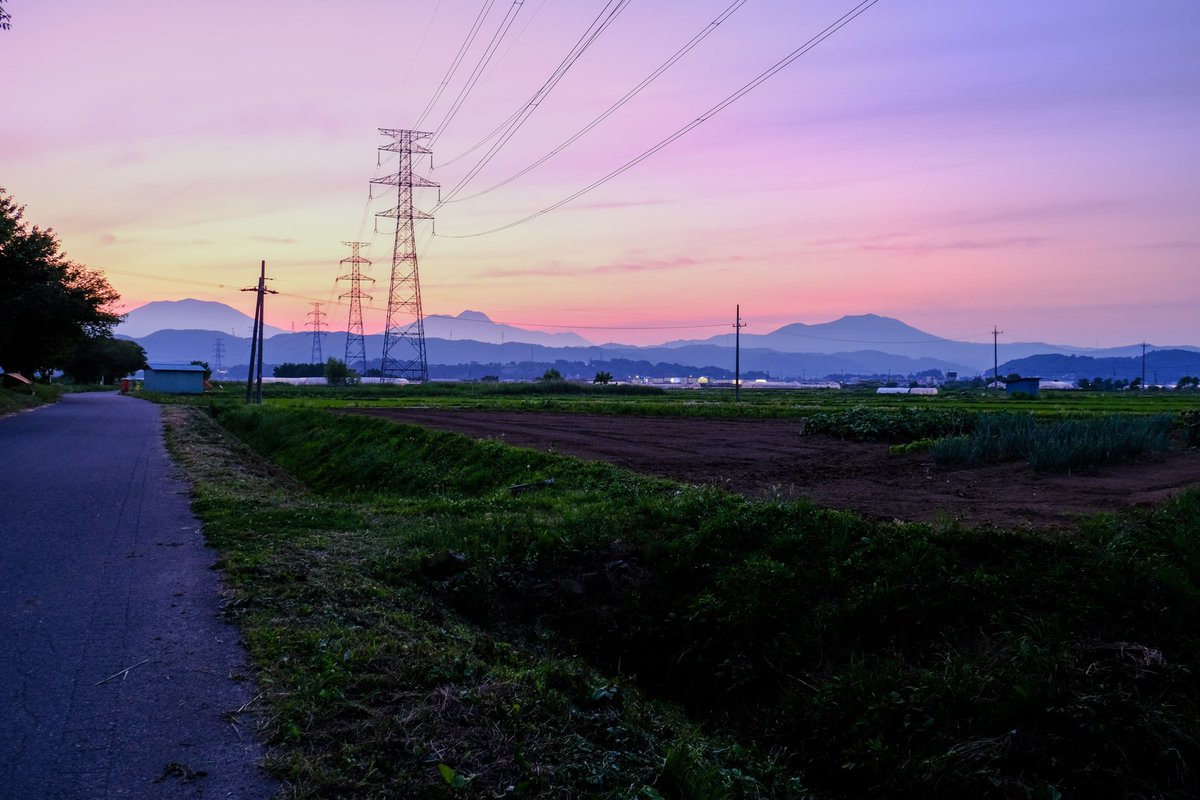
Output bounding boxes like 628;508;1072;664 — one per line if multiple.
241;260;276;404
1141;341;1147;389
337;241;375;377
992;325;1003;395
306;302;327;365
371;129;438;382
734;305;746;401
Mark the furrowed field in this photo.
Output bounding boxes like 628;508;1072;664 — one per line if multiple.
161;384;1200;798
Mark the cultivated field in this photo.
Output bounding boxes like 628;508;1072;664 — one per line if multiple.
160;384;1200;798
341;407;1200;529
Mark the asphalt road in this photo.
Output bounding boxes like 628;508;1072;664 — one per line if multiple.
0;393;277;799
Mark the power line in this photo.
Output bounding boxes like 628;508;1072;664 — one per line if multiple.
430;0;527;145
444;0;751;205
438;0;882;238
434;0;634;204
413;0;499;131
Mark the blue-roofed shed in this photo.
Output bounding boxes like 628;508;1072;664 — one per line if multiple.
144;363;206;394
1005;376;1041;398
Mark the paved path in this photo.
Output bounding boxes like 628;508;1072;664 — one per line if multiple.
0;393;276;799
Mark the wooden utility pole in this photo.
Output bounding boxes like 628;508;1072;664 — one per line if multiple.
992;325;1003;395
734;305;746;402
241;260;276;405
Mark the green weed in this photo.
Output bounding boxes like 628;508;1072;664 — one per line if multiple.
169;404;1200;799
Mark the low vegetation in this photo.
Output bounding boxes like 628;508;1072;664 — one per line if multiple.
166;402;1200;799
932;413;1178;471
0;381;62;415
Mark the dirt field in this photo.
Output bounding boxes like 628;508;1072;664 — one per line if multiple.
345;408;1200;529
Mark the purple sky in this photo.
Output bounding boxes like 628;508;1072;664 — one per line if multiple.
3;0;1198;346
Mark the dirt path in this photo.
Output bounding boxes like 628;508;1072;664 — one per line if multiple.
346;408;1200;529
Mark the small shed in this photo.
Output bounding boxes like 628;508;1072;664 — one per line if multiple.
144;363;206;395
1005;376;1040;398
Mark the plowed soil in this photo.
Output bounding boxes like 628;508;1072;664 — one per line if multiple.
345;408;1200;529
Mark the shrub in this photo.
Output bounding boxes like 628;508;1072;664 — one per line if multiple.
805;406;977;442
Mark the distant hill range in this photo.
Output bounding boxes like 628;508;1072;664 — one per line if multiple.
117;299;286;339
998;351;1200;383
117;300;1199;382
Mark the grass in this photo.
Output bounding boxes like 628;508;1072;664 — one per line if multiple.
932;412;1178;471
202;380;1200;425
165;402;1200;799
0;382;64;415
166;406;812;798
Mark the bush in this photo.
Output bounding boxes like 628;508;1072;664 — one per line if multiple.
805;406;977;442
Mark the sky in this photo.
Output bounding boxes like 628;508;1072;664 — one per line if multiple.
3;0;1198;348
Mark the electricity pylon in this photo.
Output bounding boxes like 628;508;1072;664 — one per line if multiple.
306;302;327;365
371;129;438;382
337;241;374;376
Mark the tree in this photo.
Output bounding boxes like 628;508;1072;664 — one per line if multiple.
0;0;11;31
190;360;212;381
274;362;325;378
62;337;147;385
0;189;122;378
593;371;613;384
324;357;358;386
538;367;563;382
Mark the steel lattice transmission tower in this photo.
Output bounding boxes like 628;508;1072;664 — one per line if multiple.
371;129;438;382
337;241;374;376
306;302;327;365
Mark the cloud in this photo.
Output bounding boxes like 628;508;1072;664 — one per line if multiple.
566;199;667;211
857;235;1049;255
801;233;1050;255
477;253;726;279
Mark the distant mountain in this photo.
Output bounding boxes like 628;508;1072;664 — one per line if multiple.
422;310;593;347
675;314;1198;370
998;349;1200;384
118;304;1199;381
118;299;284;339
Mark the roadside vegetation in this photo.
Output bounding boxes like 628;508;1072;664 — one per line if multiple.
0;381;63;415
166;401;1200;799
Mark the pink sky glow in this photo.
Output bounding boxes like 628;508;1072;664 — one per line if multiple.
3;0;1198;347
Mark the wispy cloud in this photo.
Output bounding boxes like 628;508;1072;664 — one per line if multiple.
803;233;1050;255
478;253;737;279
566;199;666;212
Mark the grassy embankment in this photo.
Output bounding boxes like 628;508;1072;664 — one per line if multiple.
0;382;64;415
167;401;1200;799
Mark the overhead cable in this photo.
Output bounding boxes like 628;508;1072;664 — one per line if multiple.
437;0;882;238
444;0;751;204
434;0;634;205
413;0;498;131
431;0;528;145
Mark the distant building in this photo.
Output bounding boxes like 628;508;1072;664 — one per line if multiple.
143;363;206;395
876;387;939;396
1005;377;1040;398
